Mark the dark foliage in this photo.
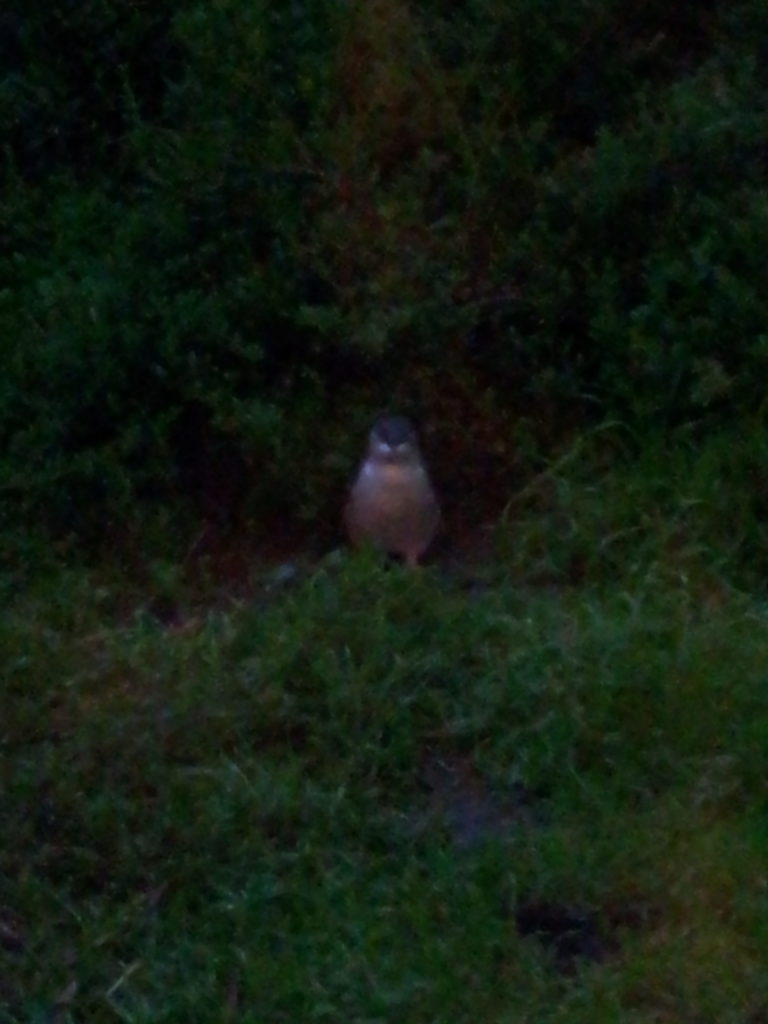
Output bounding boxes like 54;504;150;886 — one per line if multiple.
2;0;767;546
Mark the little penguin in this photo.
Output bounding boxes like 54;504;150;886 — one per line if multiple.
344;414;441;567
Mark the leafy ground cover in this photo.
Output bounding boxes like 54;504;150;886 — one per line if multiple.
4;434;768;1022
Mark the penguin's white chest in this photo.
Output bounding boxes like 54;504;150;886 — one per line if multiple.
345;459;440;562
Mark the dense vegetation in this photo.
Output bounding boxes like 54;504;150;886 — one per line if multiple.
4;5;768;1020
3;0;768;551
5;448;768;1021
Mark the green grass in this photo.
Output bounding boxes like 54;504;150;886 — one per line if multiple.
4;435;768;1022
